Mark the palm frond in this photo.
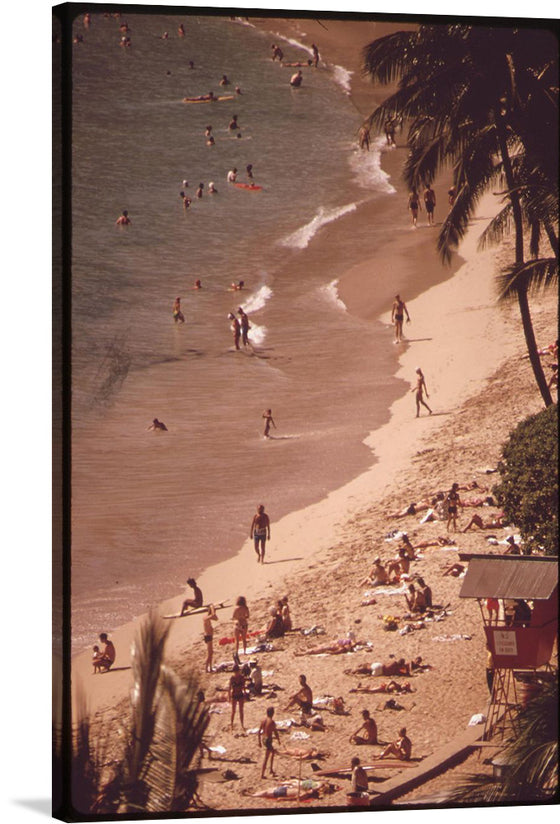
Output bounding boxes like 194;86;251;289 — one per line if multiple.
496;257;558;301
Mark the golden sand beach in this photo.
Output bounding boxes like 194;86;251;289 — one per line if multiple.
67;15;557;816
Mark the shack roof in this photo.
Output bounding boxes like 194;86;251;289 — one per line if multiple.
458;555;558;600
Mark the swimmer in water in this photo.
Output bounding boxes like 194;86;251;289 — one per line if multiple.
195;183;204;198
193;279;202;289
115;210;131;225
208;181;218;194
228;114;239;131
147;418;168;431
290;70;303;88
227;167;238;183
246;164;254;180
180;191;192;209
220;74;230;86
178;23;185;37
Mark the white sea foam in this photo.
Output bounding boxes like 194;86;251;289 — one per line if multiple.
331;64;353;94
241;284;273;314
321;279;347;311
248;323;267;345
279;202;357;250
349;135;396;194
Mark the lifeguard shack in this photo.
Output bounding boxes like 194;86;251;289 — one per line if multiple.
459;554;558;740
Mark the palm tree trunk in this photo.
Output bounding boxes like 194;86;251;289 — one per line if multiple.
496;114;553;407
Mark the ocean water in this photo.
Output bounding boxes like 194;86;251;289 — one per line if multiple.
69;10;404;653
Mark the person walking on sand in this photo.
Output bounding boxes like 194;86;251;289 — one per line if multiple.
228;313;241;350
391;294;410;344
262;409;276;438
228;663;246;731
258;707;280;778
251;504;270;563
181;578;203;615
238;307;250;346
423;183;436;226
412;367;432;417
358;124;370;151
446;482;462;532
233;596;250;655
202;604;218;672
408;189;421;227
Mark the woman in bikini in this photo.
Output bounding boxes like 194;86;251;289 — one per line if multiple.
412;368;432;417
232;596;250;655
228;664;246;731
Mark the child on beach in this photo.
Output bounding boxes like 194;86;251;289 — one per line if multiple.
92;645;104;674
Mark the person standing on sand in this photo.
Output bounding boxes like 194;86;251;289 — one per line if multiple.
258;707;280;778
228;663;246;731
350;757;369;793
202;604;218;672
228;313;241;350
446;482;462;532
408;189;421;226
251;504;271;563
232;596;250;655
262;409;276;438
423;183;436;226
412;367;432;417
358;124;370;151
391;294;410;344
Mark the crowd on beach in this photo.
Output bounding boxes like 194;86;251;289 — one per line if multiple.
77;12;558;811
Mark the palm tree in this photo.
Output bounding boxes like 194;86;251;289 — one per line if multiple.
362;24;558;406
71;611;209;815
445;676;558;803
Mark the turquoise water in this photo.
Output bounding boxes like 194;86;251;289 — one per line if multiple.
69;10;403;653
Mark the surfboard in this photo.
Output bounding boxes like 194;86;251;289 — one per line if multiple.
233;182;262;191
314;760;419;777
163;601;229;619
182;94;235;104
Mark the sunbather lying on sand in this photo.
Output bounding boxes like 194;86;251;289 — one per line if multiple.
412;536;457;549
462;495;496;508
442;562;465;577
345;658;411;677
389;499;433;519
462;513;506;532
294;638;357;656
350;680;415;694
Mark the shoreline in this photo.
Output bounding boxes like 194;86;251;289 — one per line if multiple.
68;14;557;814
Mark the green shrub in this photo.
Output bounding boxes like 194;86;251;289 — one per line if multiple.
493;404;558;555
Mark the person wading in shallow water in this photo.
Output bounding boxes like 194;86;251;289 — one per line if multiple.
391;294;410;343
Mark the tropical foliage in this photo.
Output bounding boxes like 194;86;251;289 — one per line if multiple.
445;676;558;803
493;403;558;555
70;612;209;816
362;24;558;406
